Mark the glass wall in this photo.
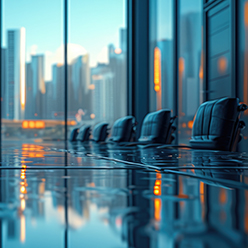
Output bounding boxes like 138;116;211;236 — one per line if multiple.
1;0;64;141
149;0;174;112
1;0;127;141
178;0;203;145
238;0;248;151
68;0;127;136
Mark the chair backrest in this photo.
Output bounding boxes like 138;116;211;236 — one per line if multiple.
110;116;135;142
92;122;109;142
190;97;246;151
69;127;79;142
138;110;171;144
76;125;91;142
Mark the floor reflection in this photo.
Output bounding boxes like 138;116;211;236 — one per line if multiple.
0;141;247;247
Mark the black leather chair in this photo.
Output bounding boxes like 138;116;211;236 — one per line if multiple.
138;109;175;144
190;97;247;151
76;125;91;142
109;116;135;143
92;122;109;142
69;127;79;142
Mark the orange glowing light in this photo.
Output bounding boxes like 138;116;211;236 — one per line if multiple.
154;198;161;221
178;57;185;117
218;56;228;74
21;174;26;180
35;121;45;129
22;121;45;129
154;189;160;195
90;113;95;119
155;180;161;186
182;123;187;128
153;173;162;196
115;48;122;54
88;84;95;90
154;47;161;87
245;2;248;27
179;57;185;73
199;66;203;79
29;121;35;128
20;186;26;194
188;120;194;129
154;85;160;92
156;173;162;179
34;113;38;116
200;182;205;204
89;182;95;187
22;121;28;129
199;26;204;81
70;120;77;126
219;188;227;204
154;47;162;110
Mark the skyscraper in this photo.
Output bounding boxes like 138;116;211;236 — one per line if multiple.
120;28;127;53
25;62;33;119
51;63;64;118
108;43;127;122
6;28;26;120
31;55;45;119
70;54;91;114
1;48;7;118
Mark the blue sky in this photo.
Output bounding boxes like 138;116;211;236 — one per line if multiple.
2;0;200;79
2;0;125;73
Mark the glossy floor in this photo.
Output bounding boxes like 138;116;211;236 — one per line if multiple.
0;141;248;248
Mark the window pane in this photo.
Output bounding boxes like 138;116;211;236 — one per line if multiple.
1;0;64;141
68;0;127;137
149;0;174;112
238;0;248;151
178;0;203;145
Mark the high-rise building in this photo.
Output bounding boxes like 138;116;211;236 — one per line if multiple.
51;63;64;119
108;43;127;122
6;28;26;120
1;48;7;118
180;13;201;116
25;62;33;119
92;68;114;123
70;54;91;115
31;55;45;119
44;81;54;119
120;28;127;53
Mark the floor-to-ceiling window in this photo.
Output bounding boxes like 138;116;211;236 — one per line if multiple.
149;0;174;113
1;0;127;142
68;0;127;138
1;0;64;141
238;0;248;151
178;0;203;145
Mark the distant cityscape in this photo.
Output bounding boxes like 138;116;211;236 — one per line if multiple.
1;28;127;125
0;11;201;141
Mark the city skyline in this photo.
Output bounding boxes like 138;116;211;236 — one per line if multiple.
2;0;126;74
1;26;127;131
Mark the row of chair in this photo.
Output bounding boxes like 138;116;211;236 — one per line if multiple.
70;109;177;144
70;97;247;151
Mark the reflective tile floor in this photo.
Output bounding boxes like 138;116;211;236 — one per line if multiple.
1;141;248;247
